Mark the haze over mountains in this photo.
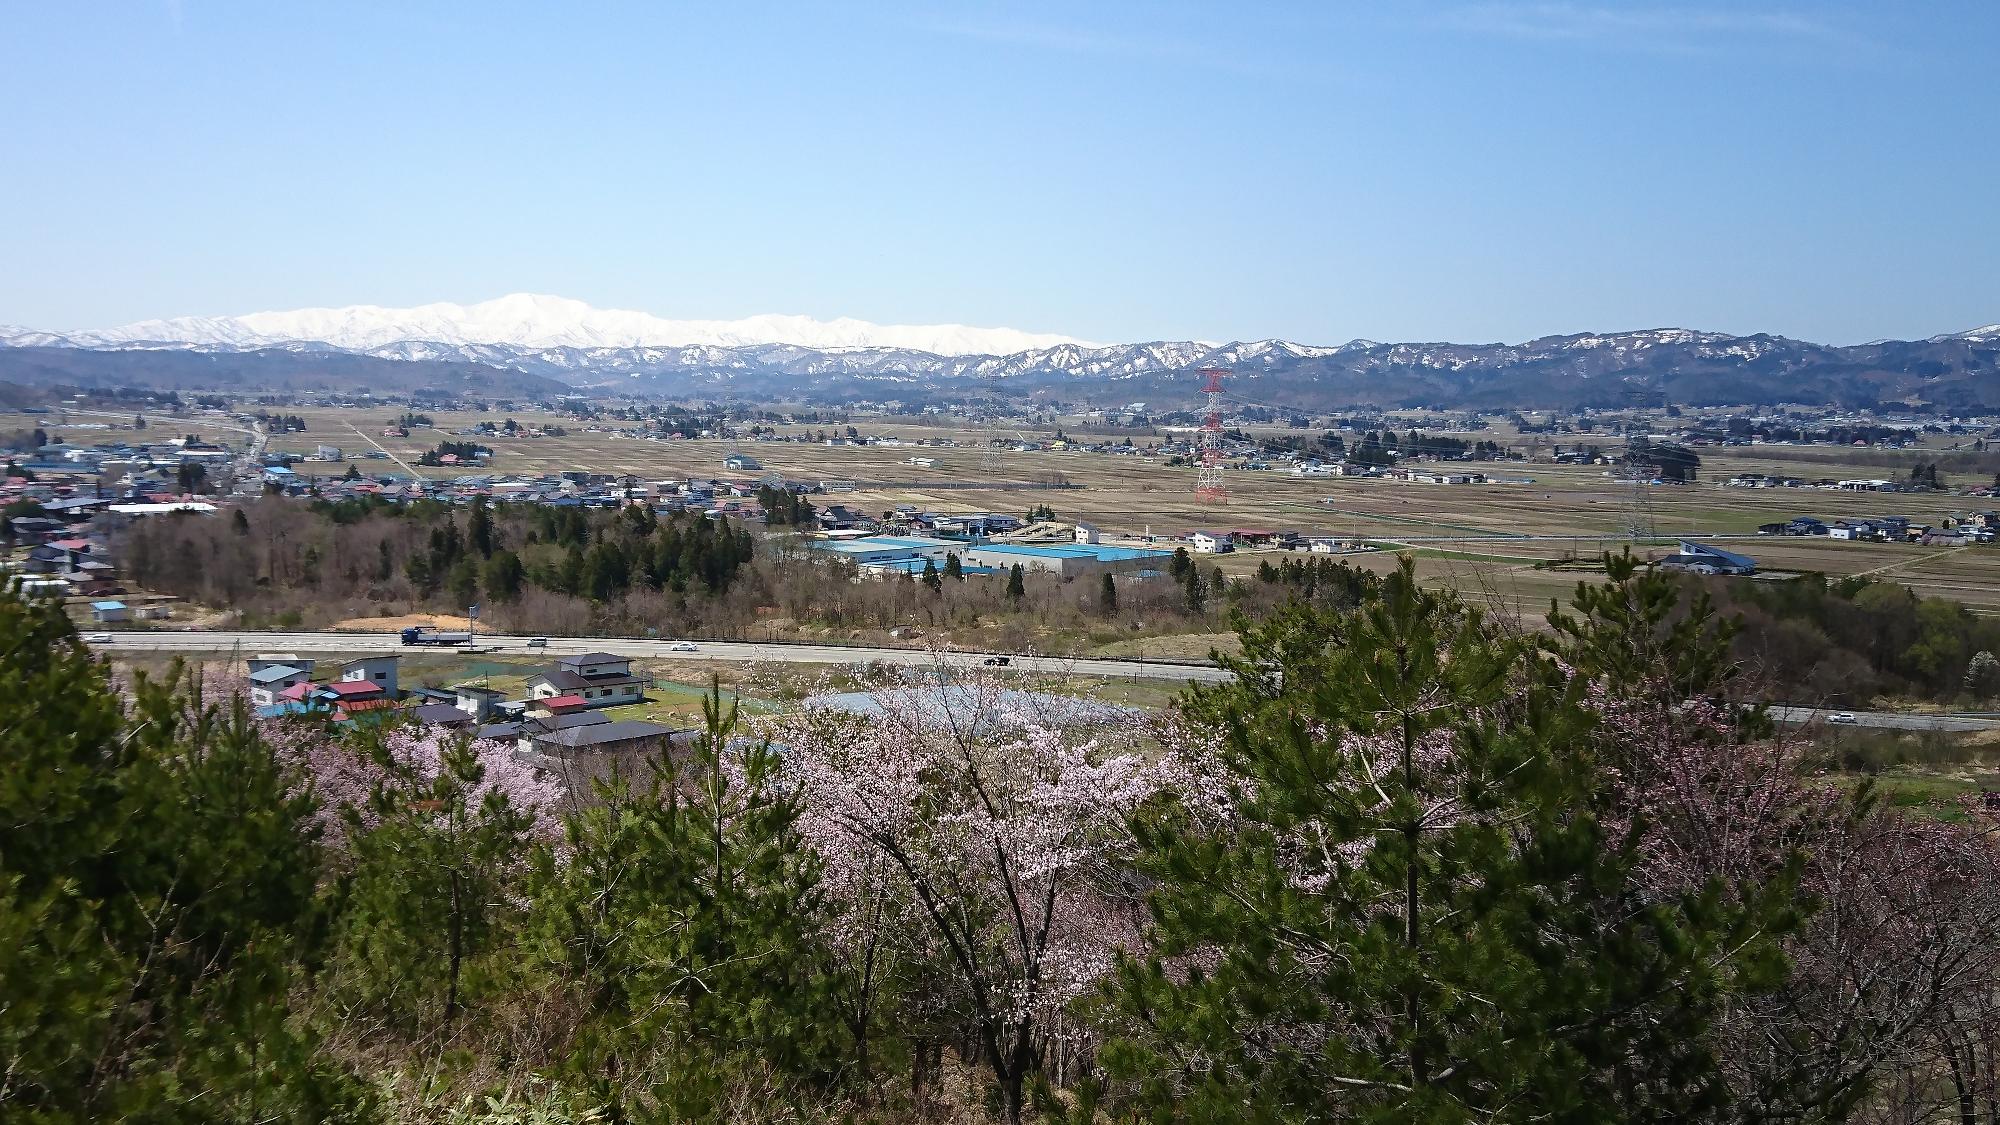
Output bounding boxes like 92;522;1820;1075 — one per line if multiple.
2;296;1996;411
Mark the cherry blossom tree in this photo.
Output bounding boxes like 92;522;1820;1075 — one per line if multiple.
765;663;1168;1121
1557;554;2000;1122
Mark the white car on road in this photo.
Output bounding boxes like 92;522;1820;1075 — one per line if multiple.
670;641;698;653
1829;711;1858;725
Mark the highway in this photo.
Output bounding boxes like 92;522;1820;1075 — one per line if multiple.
79;632;1999;730
84;630;1236;685
1768;705;2000;733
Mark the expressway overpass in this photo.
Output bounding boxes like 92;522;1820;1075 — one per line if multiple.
85;630;1235;685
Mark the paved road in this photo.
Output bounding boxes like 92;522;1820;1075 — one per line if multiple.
344;422;425;479
1769;705;2000;733
82;632;1996;729
85;630;1235;685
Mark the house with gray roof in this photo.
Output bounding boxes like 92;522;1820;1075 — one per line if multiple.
525;652;649;709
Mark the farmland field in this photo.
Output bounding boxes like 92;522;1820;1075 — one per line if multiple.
271;405;2000;618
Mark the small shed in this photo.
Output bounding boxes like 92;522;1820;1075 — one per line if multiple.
89;600;129;624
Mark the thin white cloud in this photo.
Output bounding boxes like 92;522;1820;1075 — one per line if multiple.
1430;3;1860;53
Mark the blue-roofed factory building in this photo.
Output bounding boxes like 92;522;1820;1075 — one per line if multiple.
809;536;960;567
961;541;1172;576
808;534;1173;579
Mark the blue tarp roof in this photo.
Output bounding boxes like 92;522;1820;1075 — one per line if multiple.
90;600;126;610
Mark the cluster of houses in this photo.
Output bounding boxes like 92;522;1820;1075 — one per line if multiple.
802;523;1379;581
257;466;815;520
10;434;237;487
1756;513;1997;546
1724;473;1973;494
248;650;690;768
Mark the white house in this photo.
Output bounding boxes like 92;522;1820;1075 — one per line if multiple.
1073;521;1101;544
340;655;400;698
1188;530;1233;554
453;683;506;721
248;663;311;708
526;652;649;709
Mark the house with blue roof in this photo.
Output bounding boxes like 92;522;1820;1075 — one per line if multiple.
247;663;311;707
1661;541;1756;576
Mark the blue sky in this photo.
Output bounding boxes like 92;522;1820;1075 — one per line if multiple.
3;1;1995;345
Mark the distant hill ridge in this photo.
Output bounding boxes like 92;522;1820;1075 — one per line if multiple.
3;299;1995;409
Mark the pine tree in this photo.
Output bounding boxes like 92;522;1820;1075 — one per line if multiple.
524;682;843;1113
1181;563;1205;614
0;591;367;1118
482;549;525;602
1081;559;1799;1123
446;558;479;608
329;729;541;1030
1006;563;1026;602
944;553;964;581
921;558;943;593
467;493;495;557
1099;571;1118;615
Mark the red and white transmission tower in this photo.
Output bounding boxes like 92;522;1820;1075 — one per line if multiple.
1195;367;1228;503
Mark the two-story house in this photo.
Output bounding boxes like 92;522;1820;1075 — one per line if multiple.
525;652;649;709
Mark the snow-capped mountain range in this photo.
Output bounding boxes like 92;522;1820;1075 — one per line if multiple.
2;298;1996;410
35;293;1094;356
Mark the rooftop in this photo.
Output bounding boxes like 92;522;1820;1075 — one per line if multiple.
969;542;1172;563
535;667;646;691
248;664;306;684
539;719;687;750
409;703;476;725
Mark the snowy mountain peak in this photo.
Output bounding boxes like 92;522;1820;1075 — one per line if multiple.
68;294;1094;356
